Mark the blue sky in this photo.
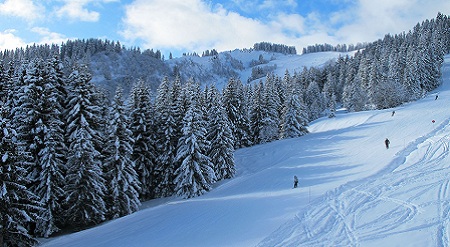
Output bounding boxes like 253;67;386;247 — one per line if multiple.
0;0;449;57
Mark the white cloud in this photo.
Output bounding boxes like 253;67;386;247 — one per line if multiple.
54;0;119;22
332;0;450;45
31;27;69;45
0;27;70;51
0;29;27;50
260;0;297;10
270;13;306;36
0;0;44;21
120;0;300;53
55;0;100;22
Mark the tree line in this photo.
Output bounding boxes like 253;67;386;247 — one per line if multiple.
253;42;297;55
0;12;449;246
301;42;369;54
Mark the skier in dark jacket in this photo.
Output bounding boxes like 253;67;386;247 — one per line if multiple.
385;138;390;149
293;176;299;188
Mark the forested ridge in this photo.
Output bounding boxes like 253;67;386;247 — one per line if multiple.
0;13;449;246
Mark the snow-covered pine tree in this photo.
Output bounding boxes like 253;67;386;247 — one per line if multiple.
2;61;17;108
46;55;68;120
154;77;178;197
104;88;141;219
333;56;349;103
11;59;47;192
274;74;286;124
0;104;42;246
34;118;66;237
282;69;292;99
10;60;68;237
63;65;107;228
261;76;281;143
223;78;252;148
33;58;67;237
342;57;365;112
250;81;265;144
403;43;423;101
128;80;157;200
280;94;309;139
417;20;440;92
328;93;337;118
0;62;7;104
370;51;407;109
205;86;235;180
174;82;216;198
323;68;338;118
304;80;324;120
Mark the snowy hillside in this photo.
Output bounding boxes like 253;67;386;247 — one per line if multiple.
41;55;450;247
89;47;350;97
167;50;350;89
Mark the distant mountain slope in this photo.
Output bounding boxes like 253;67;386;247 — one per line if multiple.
89;49;351;97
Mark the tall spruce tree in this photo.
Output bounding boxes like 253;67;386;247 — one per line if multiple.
129;80;157;200
104;88;141;219
12;59;47;192
261;76;281;142
304;80;324;120
33;58;67;237
154;77;178;197
174;83;216;198
63;65;107;228
280;94;309;139
206;86;235;180
223;78;252;148
0;104;42;246
250;81;265;144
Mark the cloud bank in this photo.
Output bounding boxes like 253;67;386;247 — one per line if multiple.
0;0;44;21
120;0;280;53
120;0;450;54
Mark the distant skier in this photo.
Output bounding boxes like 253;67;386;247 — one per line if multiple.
435;95;439;100
293;176;298;188
385;138;390;149
392;111;395;116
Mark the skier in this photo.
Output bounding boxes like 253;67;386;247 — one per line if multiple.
392;111;395;116
435;95;439;100
385;138;390;149
293;175;299;188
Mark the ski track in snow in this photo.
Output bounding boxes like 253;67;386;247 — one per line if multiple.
259;56;450;247
259;119;450;246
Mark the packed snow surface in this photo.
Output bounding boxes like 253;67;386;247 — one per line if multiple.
41;55;450;247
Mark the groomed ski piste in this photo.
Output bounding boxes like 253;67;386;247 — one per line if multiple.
42;54;450;247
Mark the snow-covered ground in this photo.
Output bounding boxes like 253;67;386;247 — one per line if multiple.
166;50;352;89
41;54;450;247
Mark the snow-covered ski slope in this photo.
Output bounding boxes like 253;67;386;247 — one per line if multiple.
42;54;450;247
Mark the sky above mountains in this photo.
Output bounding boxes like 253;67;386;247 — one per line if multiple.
0;0;449;57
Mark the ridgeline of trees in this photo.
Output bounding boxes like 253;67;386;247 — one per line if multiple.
253;42;297;55
302;42;369;54
0;13;449;246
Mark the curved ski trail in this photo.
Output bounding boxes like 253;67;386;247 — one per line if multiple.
259;117;450;247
